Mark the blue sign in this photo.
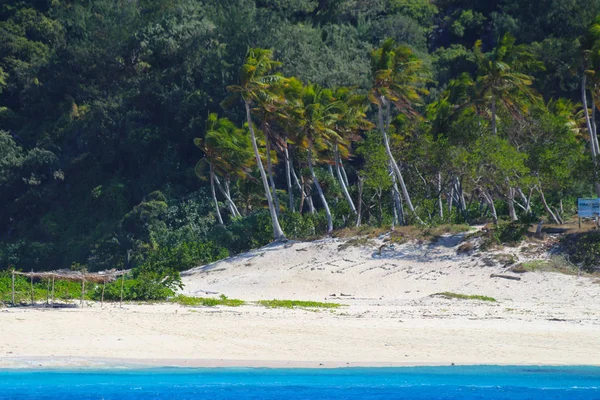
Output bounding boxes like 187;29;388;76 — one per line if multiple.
578;198;600;217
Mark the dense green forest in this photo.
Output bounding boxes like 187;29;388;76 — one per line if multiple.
2;0;600;284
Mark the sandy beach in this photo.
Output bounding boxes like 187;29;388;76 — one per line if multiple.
1;233;599;368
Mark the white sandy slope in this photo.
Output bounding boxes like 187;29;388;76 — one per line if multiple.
1;233;599;368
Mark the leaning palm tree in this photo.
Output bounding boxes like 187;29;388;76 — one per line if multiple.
292;83;343;234
330;87;374;216
194;114;253;223
370;39;428;224
582;14;600;196
225;48;287;241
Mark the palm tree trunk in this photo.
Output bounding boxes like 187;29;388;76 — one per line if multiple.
339;158;350;188
328;165;335;178
378;102;423;224
284;146;294;212
390;163;405;226
214;174;241;218
225;180;241;217
356;176;364;227
334;143;357;214
245;102;285;240
210;164;224;226
582;75;600;197
308;142;333;234
592;100;600;156
265;137;280;215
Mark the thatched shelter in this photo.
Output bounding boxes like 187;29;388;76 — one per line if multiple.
11;269;128;307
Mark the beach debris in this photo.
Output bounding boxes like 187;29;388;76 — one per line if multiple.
490;273;521;281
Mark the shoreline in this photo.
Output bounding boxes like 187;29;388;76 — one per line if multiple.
2;356;600;370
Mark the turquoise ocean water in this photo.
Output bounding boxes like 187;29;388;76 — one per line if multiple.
0;366;599;399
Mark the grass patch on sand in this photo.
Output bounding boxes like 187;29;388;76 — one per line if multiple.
392;224;471;244
257;299;343;309
434;292;497;302
338;237;376;251
510;257;579;275
171;294;245;307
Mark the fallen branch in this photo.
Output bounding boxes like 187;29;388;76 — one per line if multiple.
490;274;521;281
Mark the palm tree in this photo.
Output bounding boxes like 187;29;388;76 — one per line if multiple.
289;83;343;234
474;34;543;136
370;39;428;224
226;48;287;241
194;114;253;223
330;87;374;216
473;34;542;221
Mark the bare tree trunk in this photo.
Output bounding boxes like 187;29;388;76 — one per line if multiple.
582;75;600;197
284;146;294;212
335;143;357;214
245;101;285;240
437;171;444;220
214;174;241;218
210;164;224;226
537;185;561;225
481;190;498;224
265;137;280;215
507;187;518;222
378;102;423;224
292;159;315;214
308;142;333;234
356;176;364;227
516;187;532;213
447;185;454;215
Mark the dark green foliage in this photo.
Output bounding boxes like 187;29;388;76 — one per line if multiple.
1;0;599;283
561;232;600;272
482;222;530;248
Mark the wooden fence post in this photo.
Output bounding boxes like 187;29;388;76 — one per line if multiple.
51;275;55;307
11;270;15;306
30;270;34;306
80;279;85;307
101;279;106;307
119;271;125;308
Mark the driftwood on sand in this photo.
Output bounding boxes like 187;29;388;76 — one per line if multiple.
490;273;521;281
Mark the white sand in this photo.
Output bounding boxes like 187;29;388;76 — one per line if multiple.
1;233;599;368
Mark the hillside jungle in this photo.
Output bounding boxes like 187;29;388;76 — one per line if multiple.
2;0;600;300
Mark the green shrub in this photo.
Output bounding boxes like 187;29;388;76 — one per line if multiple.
561;232;600;272
480;222;530;249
